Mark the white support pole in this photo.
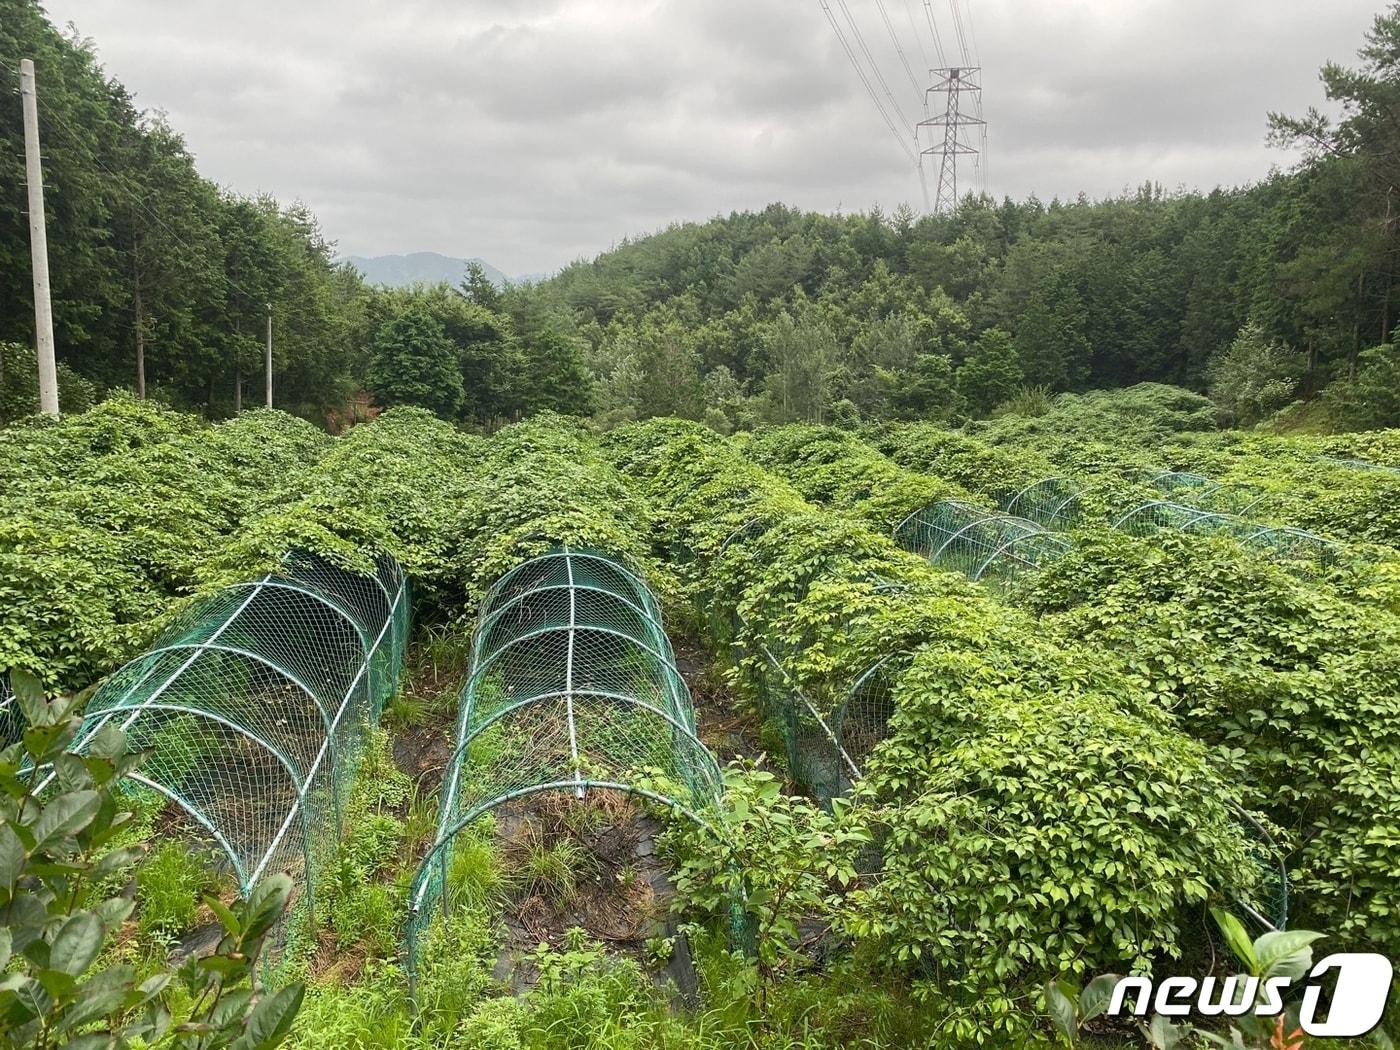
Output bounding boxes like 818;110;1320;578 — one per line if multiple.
20;59;58;417
264;302;272;408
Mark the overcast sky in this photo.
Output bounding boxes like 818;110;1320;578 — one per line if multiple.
40;0;1380;276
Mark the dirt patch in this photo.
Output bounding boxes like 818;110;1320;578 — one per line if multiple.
490;789;695;999
392;723;454;789
672;636;761;764
307;926;370;984
387;633;469;793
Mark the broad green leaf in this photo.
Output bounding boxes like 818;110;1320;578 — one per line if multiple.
1079;973;1122;1023
1254;929;1324;980
1043;978;1078;1040
240;874;293;942
0;824;24;897
30;790;101;850
230;984;305;1050
1146;1012;1185;1050
50;912;103;977
207;988;253;1027
10;670;49;727
1211;907;1259;975
203;893;240;935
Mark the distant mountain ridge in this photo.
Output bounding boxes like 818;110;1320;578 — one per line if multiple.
340;251;545;289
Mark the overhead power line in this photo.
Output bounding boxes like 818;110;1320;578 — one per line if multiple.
833;0;915;130
872;0;925;97
947;0;972;65
921;0;949;69
818;0;917;164
901;0;932;77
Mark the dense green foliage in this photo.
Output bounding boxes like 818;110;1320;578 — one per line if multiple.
5;395;1400;1045
770;409;1400;952
958;384;1400;549
0;397;328;691
0;680;300;1048
603;418;1259;1042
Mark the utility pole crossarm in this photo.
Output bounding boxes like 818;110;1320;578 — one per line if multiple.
19;59;59;416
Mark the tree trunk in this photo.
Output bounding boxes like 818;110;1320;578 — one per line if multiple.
1383;270;1393;346
1352;270;1364;379
134;282;146;400
132;216;145;399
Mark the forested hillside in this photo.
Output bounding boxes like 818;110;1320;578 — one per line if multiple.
0;0;589;425
494;5;1400;434
6;0;1400;435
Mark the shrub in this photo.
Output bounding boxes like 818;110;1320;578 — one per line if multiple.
1208;321;1305;425
0;678;302;1047
0;341;99;422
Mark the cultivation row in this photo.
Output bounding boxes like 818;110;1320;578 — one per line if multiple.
7;400;1399;1047
965;385;1400;550
745;421;1400;953
602;418;1260;1039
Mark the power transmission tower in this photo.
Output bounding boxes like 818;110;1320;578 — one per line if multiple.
19;59;59;416
917;66;984;214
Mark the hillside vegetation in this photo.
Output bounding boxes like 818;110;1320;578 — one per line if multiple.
6;3;1400;434
3;392;1399;1047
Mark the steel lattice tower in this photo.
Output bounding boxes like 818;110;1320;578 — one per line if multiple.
918;66;984;213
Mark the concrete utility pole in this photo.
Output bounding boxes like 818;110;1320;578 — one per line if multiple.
264;303;273;408
20;59;59;416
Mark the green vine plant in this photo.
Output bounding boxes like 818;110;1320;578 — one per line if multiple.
0;671;303;1049
1043;909;1386;1050
664;764;868;988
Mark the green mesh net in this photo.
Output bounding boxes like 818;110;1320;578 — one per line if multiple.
836;654;899;768
1235;806;1291;931
0;675;17;746
405;547;725;989
894;500;1070;584
1002;476;1085;529
1113;499;1338;570
57;550;409;907
708;518;865;807
1323;456;1400;476
1141;470;1270;515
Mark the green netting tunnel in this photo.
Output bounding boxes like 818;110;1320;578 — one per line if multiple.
0;675;17;746
405;547;725;990
1002;476;1085;529
62;550;409;905
1141;470;1270;515
710;518;864;806
1113;499;1337;569
1323;456;1400;476
894;499;1070;583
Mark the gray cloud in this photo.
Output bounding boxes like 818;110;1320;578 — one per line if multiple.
40;0;1379;275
